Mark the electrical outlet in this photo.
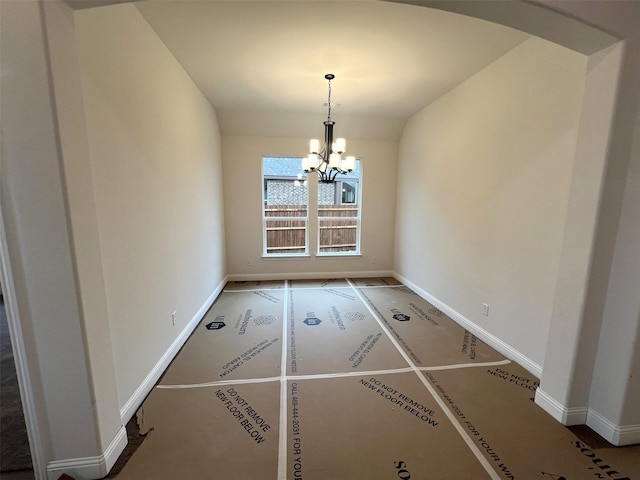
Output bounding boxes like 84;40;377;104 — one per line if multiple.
247;258;252;266
482;303;489;317
371;256;377;264
172;311;177;326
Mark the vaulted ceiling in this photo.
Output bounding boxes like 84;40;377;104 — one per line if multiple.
69;1;531;138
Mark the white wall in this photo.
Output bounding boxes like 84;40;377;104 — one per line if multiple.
75;3;226;413
536;40;624;423
397;0;640;444
589;115;640;428
2;5;636;479
1;0;117;476
527;0;640;444
540;0;640;441
394;37;586;370
223;135;397;278
43;0;124;466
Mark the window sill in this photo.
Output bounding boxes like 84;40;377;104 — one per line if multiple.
262;254;311;260
260;253;362;260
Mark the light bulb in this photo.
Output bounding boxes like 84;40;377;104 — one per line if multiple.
343;156;356;171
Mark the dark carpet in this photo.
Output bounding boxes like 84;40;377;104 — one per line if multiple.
1;300;33;472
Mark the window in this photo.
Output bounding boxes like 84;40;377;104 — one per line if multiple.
340;181;357;204
318;161;361;255
262;157;308;256
262;157;361;257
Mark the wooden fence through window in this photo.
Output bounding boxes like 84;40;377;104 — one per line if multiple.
265;205;358;253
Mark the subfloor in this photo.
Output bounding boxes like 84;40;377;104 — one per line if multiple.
113;278;640;479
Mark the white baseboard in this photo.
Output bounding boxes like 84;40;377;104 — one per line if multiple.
535;392;640;445
226;270;394;282
587;408;640;446
534;388;588;425
46;424;127;480
394;273;542;378
119;276;227;423
392;273;640;445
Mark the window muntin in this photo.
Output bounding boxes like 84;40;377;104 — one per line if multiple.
318;161;361;255
262;158;308;256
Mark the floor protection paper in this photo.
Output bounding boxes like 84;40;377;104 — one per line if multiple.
224;280;285;291
421;362;639;480
287;372;493;479
357;285;505;366
114;279;640;479
348;277;403;287
114;382;280;480
288;287;408;376
160;290;284;385
290;278;351;289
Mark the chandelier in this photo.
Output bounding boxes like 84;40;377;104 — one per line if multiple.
302;74;356;183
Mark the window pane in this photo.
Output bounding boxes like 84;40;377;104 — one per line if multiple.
265;219;307;254
319;219;358;253
317;160;361;254
265;180;308;208
263;157;308;256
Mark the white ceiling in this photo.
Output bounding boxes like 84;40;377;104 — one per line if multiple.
132;1;528;121
69;0;531;138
